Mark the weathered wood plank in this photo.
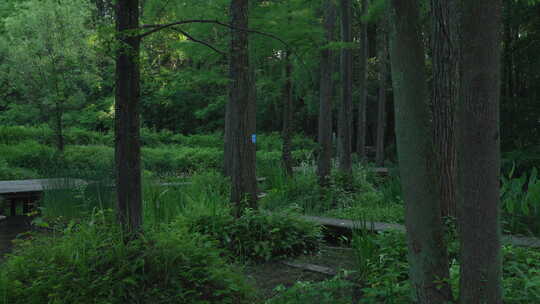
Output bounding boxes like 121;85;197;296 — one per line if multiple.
281;261;338;276
299;215;540;248
300;215;405;232
0;179;87;195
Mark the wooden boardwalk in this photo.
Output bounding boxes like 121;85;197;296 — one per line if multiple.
299;215;540;249
0;179;86;216
0;179;87;195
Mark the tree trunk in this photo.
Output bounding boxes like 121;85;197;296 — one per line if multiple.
224;97;232;177
338;0;353;177
375;19;388;167
357;0;369;161
282;50;294;177
229;0;257;217
317;0;337;186
457;0;503;302
55;101;64;153
431;0;458;219
115;0;142;233
388;1;452;302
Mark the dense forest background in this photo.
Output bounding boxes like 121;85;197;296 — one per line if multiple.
1;0;538;167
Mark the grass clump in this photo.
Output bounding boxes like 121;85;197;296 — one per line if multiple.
265;276;355;304
0;211;253;304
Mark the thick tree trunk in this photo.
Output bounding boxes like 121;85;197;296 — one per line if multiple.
388;1;452;302
317;0;337;186
115;0;142;233
229;0;257;217
338;0;353;177
282;50;294;177
431;0;458;219
375;20;388;167
356;0;369;161
457;0;503;302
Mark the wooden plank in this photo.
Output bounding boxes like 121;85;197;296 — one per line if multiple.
292;166;389;175
0;179;87;195
300;215;405;232
299;215;540;249
281;261;338;276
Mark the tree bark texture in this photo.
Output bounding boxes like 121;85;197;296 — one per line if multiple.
338;0;353;176
375;18;388;167
338;0;352;176
317;0;337;186
356;0;369;161
229;0;257;217
457;0;503;302
431;0;458;219
115;0;143;233
282;50;294;177
388;1;452;302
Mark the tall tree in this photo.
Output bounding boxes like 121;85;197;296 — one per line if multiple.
338;0;353;176
388;0;452;302
115;0;142;233
375;15;388;167
281;49;294;176
317;0;337;186
229;0;257;217
0;0;98;152
281;6;294;177
356;0;369;161
456;0;503;302
431;0;458;218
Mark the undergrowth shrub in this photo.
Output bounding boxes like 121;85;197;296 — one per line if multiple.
0;125;53;145
266;276;355;304
0;140;57;172
62;145;114;176
142;146;222;174
183;210;322;262
0;213;253;304
0;158;39;180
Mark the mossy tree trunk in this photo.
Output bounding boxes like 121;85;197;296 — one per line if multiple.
388;0;452;302
338;0;353;177
282;49;294;177
375;17;388;167
115;0;143;233
356;0;369;161
457;0;503;302
229;0;257;217
317;0;337;186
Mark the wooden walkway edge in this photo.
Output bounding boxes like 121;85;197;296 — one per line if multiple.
298;215;540;249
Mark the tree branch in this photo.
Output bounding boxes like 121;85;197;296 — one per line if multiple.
140;19;290;49
169;27;226;56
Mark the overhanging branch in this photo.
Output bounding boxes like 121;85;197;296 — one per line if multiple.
140;19;290;50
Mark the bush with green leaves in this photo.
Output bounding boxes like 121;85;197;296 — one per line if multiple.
0;158;39;180
501;166;540;236
0;213;253;304
183;210;322;262
0;140;57;173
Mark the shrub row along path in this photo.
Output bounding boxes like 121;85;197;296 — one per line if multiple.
299;214;540;248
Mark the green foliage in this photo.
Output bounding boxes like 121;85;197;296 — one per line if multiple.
0;140;57;173
0;0;104;131
0;213;253;304
265;276;355;304
501;165;540;236
0;158;38;180
184;209;322;263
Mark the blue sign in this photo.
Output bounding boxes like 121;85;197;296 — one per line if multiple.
251;134;256;144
